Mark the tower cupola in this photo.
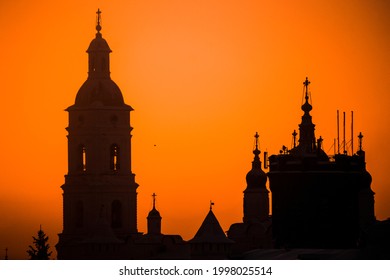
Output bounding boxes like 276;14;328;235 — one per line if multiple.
147;193;162;235
87;9;111;79
74;9;125;107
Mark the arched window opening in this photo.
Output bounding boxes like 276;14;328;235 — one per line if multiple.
111;200;122;228
78;144;87;172
75;200;84;228
110;144;120;171
82;146;87;172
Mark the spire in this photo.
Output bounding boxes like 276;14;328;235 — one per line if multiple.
296;77;316;153
301;77;313;114
246;132;267;189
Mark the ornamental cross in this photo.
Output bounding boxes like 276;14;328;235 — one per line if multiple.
152;193;157;209
254;132;259;150
303;77;310;99
96;9;102;32
97;9;102;25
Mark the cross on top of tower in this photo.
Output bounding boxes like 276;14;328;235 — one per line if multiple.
253;132;260;156
152;193;157;209
303;77;311;100
301;77;313;114
358;132;364;151
292;129;298;148
96;9;102;33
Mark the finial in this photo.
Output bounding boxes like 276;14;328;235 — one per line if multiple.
251;132;262;169
358;132;363;151
253;132;260;156
292;130;297;148
152;193;157;209
301;77;312;114
303;77;310;101
96;9;102;33
5;248;8;260
317;136;323;150
210;201;215;211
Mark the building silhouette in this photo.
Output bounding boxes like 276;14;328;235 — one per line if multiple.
227;133;273;255
55;10;388;260
268;78;375;249
56;10;188;259
189;204;234;259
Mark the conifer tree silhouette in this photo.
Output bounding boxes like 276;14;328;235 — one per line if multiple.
27;225;52;260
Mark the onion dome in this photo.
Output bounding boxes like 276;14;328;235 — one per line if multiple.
245;132;267;189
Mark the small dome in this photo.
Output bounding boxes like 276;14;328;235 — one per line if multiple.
246;167;267;189
87;33;111;53
148;207;161;218
75;78;125;107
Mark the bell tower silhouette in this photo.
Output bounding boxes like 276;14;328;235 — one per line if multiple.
57;10;139;259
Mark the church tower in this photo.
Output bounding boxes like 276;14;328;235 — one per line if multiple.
147;193;162;235
243;132;269;223
227;133;273;256
57;10;139;259
268;77;374;249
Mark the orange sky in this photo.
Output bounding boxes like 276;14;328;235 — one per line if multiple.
0;0;389;259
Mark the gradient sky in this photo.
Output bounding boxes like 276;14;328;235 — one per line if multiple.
0;0;389;259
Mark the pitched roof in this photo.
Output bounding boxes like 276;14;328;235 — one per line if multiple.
189;210;234;244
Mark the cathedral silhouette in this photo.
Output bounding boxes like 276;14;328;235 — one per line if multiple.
55;10;389;260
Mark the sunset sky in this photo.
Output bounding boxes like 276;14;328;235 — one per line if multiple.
0;0;389;259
